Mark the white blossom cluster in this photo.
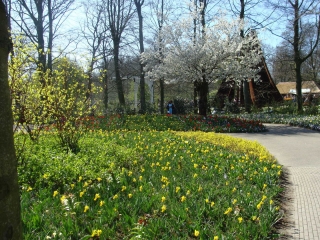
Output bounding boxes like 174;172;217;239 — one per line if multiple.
141;12;263;85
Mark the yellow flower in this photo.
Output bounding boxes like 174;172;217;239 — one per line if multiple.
97;177;102;182
181;196;186;202
121;186;127;191
232;187;236;193
205;198;209;203
232;199;237;205
257;202;262;210
83;182;89;188
263;167;268;172
27;186;33;192
263;184;267;190
70;184;75;189
80;191;85;197
133;178;137;182
252;216;257;221
261;195;267;201
186;190;191;195
176;186;180;193
43;173;49;179
78;176;82;182
198;186;203;192
139;176;143;181
53;190;59;197
128;171;133;176
84;205;89;212
211;201;215;207
214;236;219;240
270;200;274;205
113;194;118;200
193;173;198;178
128;193;133;198
194;163;198;168
224;207;232;215
94;193;100;201
161;196;166;202
194;230;200;237
91;229;102;237
99;200;105;207
238;217;243;223
161;205;166;212
60;195;67;204
139;186;143;191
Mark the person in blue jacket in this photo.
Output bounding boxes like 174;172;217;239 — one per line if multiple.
166;100;174;114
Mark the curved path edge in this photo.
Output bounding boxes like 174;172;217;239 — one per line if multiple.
227;124;320;240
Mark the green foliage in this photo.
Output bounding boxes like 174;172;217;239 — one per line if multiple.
9;37;48;141
9;36;102;153
90;114;266;133
20;130;282;239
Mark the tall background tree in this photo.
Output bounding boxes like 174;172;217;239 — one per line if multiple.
0;0;22;238
106;0;135;107
134;0;146;113
11;0;76;71
268;0;320;112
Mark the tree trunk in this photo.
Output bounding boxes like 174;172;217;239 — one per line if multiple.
113;42;125;106
47;0;53;71
135;0;146;113
198;81;208;116
160;78;164;114
193;82;198;114
0;2;22;239
293;0;303;113
295;61;303;112
243;81;251;112
35;0;46;71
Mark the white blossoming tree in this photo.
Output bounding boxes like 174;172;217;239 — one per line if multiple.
142;7;262;115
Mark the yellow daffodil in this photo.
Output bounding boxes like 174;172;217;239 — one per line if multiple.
84;205;89;213
181;196;186;202
53;190;58;197
94;193;100;201
128;193;133;198
161;196;166;202
121;186;126;191
194;230;200;237
214;236;219;240
113;194;118;200
176;186;180;193
238;217;243;223
224;207;232;215
91;229;102;237
99;200;105;207
161;205;166;212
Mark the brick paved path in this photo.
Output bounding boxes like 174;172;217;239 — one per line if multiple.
228;124;320;240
